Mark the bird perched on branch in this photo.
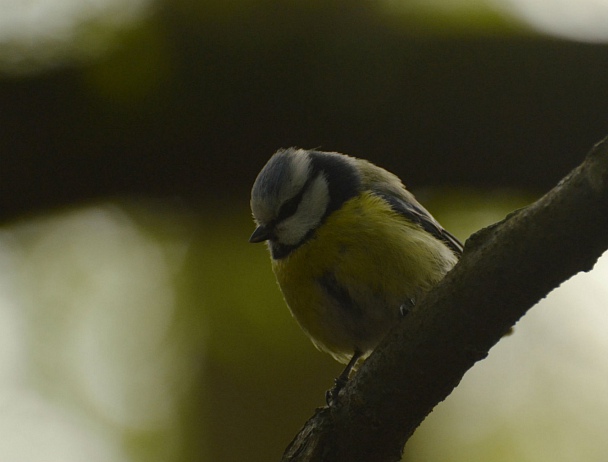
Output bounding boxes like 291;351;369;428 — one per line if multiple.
249;148;463;402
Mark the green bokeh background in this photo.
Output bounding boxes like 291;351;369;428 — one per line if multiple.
1;1;608;461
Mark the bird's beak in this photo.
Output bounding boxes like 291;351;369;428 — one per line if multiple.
249;225;272;243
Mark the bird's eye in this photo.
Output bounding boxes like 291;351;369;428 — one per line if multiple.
277;173;317;222
278;193;302;220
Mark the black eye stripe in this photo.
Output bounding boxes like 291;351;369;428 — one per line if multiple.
277;174;316;222
278;190;303;220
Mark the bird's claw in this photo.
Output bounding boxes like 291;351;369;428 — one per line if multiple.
325;376;347;406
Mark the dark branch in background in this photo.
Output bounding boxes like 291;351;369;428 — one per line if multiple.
282;137;608;462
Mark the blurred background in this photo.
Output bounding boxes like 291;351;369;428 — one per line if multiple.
1;0;608;461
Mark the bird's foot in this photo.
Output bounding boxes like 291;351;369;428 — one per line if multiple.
399;298;416;317
325;350;362;406
325;376;348;406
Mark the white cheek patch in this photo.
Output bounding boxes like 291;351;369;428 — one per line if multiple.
276;174;329;246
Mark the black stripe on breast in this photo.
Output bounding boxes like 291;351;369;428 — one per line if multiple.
317;272;362;316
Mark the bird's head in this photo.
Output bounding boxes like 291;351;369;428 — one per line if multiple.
250;148;361;259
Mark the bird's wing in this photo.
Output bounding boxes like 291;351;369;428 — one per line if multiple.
357;157;464;257
374;190;464;257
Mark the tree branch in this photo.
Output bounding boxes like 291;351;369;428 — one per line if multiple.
282;137;608;462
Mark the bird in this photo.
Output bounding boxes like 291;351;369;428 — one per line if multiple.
249;148;463;401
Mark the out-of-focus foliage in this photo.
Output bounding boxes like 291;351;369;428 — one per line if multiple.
3;0;608;76
2;0;608;461
2;0;608;224
0;204;205;461
0;0;154;75
2;192;608;462
494;0;608;42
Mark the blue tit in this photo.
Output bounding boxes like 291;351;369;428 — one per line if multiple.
249;148;463;393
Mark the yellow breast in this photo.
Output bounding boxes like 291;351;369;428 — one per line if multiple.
272;191;457;363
